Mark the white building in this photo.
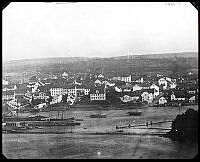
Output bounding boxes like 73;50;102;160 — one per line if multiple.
2;79;9;85
158;78;168;90
115;86;122;92
132;84;142;92
50;87;63;96
113;75;131;83
150;84;160;97
189;96;196;103
120;95;139;103
141;91;154;103
158;97;167;105
62;72;68;77
90;87;106;101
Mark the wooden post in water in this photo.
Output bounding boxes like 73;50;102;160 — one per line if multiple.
178;102;181;115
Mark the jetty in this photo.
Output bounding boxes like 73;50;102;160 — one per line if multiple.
116;120;173;130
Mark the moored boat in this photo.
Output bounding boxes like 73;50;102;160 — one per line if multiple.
127;111;142;116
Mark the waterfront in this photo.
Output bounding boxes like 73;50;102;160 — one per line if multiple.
2;105;198;159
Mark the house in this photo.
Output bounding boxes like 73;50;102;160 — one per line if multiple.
98;74;104;78
134;77;144;83
132;84;142;92
2;79;9;85
189;96;196;103
62;72;68;78
158;78;168;89
14;86;28;96
165;77;172;83
27;81;44;93
35;103;47;109
50;87;64;97
170;82;177;89
90;86;106;101
29;76;38;83
9;95;30;108
158;97;167;105
102;80;115;87
114;86;122;92
94;79;102;85
67;84;90;96
73;80;82;85
50;95;62;105
2;84;17;91
141;89;154;103
2;91;15;101
119;92;140;103
141;82;151;89
171;91;186;101
150;83;160;97
33;92;49;100
113;75;131;83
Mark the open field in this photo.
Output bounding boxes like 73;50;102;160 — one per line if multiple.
2;105;198;159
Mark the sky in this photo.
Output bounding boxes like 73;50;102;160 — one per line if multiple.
2;2;198;62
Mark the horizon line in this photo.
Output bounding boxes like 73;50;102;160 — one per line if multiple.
3;51;198;63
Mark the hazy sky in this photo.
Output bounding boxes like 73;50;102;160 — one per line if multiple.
3;2;198;62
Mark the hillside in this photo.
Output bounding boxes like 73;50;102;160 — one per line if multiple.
3;52;198;77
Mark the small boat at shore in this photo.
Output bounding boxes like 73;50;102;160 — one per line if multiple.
89;114;107;118
127;111;142;116
127;106;142;116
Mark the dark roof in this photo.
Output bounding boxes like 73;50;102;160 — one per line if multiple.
141;89;154;94
3;90;15;96
2;84;16;89
116;91;141;97
140;82;151;87
14;87;28;94
90;86;105;94
29;76;38;82
38;86;51;92
172;90;187;98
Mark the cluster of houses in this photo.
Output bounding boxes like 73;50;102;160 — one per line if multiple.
2;71;198;110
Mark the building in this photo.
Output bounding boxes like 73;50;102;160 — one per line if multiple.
158;97;167;105
33;92;49;100
62;72;68;78
150;83;160;98
94;79;102;85
29;76;38;83
2;79;9;85
141;89;154;103
119;93;140;103
2;91;15;101
113;75;131;83
132;84;142;92
67;85;90;96
189;96;196;103
2;84;17;92
98;74;104;78
114;86;123;92
90;86;106;101
170;91;186;101
158;77;168;90
50;87;63;97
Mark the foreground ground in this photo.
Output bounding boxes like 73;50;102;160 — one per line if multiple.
2;105;198;159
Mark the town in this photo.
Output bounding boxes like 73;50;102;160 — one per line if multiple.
2;67;198;114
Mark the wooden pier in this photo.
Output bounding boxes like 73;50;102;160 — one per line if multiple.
116;120;173;130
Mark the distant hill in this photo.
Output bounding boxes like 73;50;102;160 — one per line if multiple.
111;52;198;60
3;52;198;76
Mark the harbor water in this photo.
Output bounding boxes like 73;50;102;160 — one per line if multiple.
2;105;198;159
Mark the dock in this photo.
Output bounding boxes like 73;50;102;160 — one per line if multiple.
116;120;173;130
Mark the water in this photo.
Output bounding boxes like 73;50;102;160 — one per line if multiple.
2;105;198;159
2;134;198;159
